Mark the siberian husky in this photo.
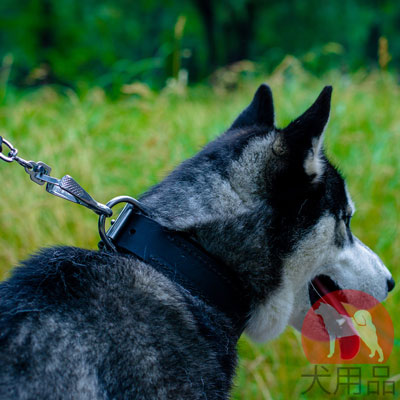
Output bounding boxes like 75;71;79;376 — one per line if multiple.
0;85;394;399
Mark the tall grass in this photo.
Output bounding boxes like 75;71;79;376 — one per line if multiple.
0;65;399;399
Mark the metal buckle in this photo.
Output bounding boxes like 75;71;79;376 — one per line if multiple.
98;196;146;251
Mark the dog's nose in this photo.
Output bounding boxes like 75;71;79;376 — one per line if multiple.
387;277;395;292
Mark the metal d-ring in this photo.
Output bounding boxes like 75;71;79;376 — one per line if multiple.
98;196;146;251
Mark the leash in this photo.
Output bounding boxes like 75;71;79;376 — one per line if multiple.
0;136;144;247
1;136;249;334
0;136;114;217
0;136;145;252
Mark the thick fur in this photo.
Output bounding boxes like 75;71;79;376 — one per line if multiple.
0;85;393;399
0;249;237;399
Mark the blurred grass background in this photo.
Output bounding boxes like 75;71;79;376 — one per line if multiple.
1;1;400;398
0;64;399;399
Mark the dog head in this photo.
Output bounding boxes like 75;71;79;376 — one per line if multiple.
140;84;394;342
352;309;373;327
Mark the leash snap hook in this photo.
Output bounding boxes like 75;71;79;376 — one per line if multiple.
43;174;113;217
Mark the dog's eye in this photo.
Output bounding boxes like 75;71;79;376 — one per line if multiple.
343;215;351;228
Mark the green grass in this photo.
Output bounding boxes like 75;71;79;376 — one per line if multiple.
0;65;399;399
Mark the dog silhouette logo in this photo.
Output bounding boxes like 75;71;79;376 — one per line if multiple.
301;289;393;364
352;309;384;362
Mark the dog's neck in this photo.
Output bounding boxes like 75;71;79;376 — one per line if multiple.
110;207;250;335
138;132;284;319
139;179;280;307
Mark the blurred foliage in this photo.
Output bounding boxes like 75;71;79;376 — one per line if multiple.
0;64;399;398
1;0;400;95
1;3;400;398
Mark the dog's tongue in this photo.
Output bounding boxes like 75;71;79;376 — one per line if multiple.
312;276;360;360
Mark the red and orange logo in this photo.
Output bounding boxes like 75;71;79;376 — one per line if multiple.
302;289;393;364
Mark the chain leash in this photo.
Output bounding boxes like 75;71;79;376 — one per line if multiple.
0;135;147;251
0;135;113;216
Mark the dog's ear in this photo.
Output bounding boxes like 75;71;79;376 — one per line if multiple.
230;84;274;130
274;86;332;182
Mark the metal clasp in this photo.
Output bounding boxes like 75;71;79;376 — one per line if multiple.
98;196;146;251
38;173;113;217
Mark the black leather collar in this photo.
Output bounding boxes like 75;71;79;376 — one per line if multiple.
103;204;250;335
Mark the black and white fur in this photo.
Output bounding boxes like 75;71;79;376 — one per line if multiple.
0;85;393;399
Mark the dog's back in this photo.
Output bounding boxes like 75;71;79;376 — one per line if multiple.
0;247;237;399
